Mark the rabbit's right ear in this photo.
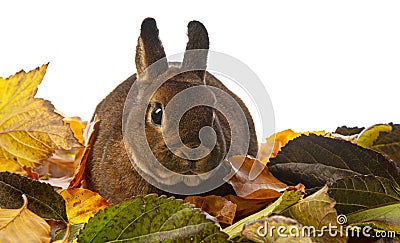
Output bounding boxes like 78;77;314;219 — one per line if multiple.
135;18;168;80
182;21;209;81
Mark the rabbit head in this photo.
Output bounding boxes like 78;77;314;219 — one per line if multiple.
129;18;227;176
85;18;258;202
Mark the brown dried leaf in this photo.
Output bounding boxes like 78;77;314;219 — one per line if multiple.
224;194;274;220
0;195;51;242
39;149;76;178
185;195;237;225
226;156;287;200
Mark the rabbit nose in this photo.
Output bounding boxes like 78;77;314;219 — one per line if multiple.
173;141;214;161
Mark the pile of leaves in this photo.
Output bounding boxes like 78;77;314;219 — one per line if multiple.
0;65;399;242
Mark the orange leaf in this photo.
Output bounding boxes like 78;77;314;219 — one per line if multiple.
23;166;39;180
69;115;99;189
259;129;326;162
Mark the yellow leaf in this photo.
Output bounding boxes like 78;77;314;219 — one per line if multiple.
0;194;50;242
58;188;109;224
0;158;25;175
357;124;392;148
63;116;87;145
0;64;76;168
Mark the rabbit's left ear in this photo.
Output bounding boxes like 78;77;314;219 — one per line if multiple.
182;21;209;80
136;18;168;79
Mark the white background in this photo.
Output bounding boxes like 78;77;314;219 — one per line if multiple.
1;1;399;139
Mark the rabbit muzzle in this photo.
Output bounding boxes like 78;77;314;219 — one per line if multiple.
157;106;227;175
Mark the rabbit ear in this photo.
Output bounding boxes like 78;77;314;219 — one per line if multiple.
135;18;168;79
182;21;209;80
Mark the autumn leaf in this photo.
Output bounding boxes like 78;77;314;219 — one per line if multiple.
281;186;346;243
259;129;326;162
185;195;237;225
282;186;338;229
69;115;99;189
346;201;400;232
358;123;400;167
224;194;275;221
0;64;76;169
37;118;86;178
241;216;313;243
39;150;77;178
78;194;229;242
63;116;86;145
0;195;51;242
58;188;109;224
0;158;25;175
357;124;392;148
335;126;364;136
226;156;288;200
328;175;400;215
223;190;303;239
53;223;70;243
268;134;400;189
265;129;301;158
0;171;68;222
54;223;84;243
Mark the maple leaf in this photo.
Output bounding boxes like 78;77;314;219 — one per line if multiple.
0;64;76;168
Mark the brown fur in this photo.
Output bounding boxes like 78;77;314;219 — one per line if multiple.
84;18;258;203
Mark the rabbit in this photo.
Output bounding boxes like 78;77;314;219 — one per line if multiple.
84;18;258;203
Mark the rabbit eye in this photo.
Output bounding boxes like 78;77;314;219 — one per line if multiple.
151;102;163;125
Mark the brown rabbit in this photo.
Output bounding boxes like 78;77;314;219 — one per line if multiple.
84;18;258;203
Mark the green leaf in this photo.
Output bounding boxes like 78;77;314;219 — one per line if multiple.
281;186;337;230
0;171;67;222
281;186;345;243
223;190;303;239
268;134;400;189
335;126;364;136
347;201;400;232
328;175;400;215
77;194;228;242
358;123;400;167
